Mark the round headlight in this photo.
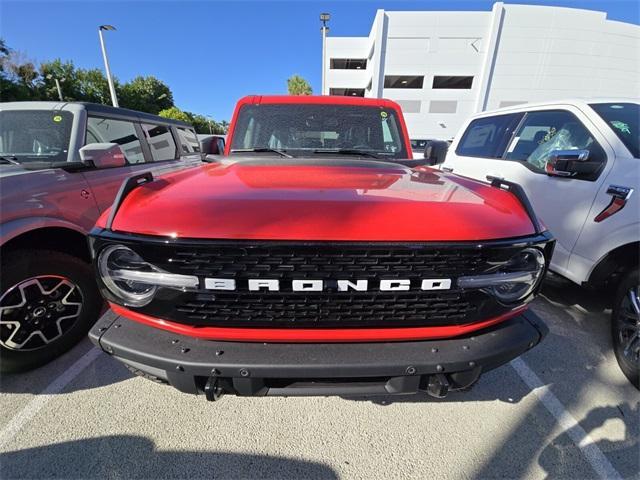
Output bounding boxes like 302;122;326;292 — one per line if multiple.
490;248;546;303
458;247;546;304
98;245;158;307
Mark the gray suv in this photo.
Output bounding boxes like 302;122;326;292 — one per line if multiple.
0;101;203;372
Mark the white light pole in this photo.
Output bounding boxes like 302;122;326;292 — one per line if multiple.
205;115;214;134
46;74;65;101
320;13;330;95
98;25;119;107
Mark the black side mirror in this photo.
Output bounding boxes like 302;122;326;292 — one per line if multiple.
423;140;449;166
199;137;221;155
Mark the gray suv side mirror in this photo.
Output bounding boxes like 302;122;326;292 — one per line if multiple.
545;149;597;177
79;143;127;168
423;140;449;166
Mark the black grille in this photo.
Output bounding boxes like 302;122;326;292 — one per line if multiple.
125;242;515;328
166;245;488;280
169;291;476;327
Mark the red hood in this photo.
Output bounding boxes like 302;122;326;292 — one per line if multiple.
105;162;536;241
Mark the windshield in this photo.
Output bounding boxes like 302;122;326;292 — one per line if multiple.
0;110;73;164
590;102;639;158
229;104;408;159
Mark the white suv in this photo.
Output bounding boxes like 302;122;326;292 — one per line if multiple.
434;99;639;387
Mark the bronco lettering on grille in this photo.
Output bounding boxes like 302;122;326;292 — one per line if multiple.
203;278;452;292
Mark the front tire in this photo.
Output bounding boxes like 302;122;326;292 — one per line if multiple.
611;269;640;389
0;250;102;373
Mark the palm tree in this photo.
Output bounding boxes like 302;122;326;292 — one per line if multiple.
287;75;312;95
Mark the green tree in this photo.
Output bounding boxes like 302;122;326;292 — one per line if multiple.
39;60;78;101
0;40;40;101
38;60;113;103
119;76;173;114
76;68;112;104
159;107;226;135
159;106;192;123
287;74;312;95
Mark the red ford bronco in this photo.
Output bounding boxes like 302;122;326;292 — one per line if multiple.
89;95;554;400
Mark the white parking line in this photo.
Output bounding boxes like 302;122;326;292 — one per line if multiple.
510;357;623;480
0;347;101;450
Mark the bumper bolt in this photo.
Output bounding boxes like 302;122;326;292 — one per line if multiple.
463;345;469;350
469;361;476;368
180;347;190;354
240;368;250;377
431;347;438;353
98;327;107;332
406;366;416;375
436;365;444;372
215;350;224;356
176;365;184;372
171;339;179;344
114;324;121;329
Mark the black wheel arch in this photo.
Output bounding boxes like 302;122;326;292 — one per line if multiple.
587;241;640;292
1;227;91;264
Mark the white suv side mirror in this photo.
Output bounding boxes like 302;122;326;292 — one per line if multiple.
79;143;127;168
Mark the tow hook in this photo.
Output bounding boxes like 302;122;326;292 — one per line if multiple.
204;374;224;401
425;373;450;398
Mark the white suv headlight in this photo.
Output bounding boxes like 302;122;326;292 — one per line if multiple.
458;248;546;304
98;245;198;307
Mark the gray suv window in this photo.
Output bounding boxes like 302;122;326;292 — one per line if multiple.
141;123;177;161
87;116;145;164
177;127;200;153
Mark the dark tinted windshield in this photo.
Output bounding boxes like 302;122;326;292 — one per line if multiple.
590;102;639;158
230;104;408;159
0;110;73;163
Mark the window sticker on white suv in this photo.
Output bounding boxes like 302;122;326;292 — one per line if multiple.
590;103;639;158
611;120;631;135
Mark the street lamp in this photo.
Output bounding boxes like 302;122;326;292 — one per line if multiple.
205;115;215;134
320;12;330;95
98;24;119;107
45;74;65;101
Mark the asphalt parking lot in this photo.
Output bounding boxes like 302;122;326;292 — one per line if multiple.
0;273;637;480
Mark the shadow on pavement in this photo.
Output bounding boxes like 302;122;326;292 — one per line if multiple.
0;343;132;395
472;275;638;478
538;402;639;479
0;435;339;479
346;274;639;478
540;271;611;314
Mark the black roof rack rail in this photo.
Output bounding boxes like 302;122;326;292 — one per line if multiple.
106;172;154;231
486;176;543;235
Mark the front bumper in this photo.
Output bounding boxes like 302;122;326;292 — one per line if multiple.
89;309;547;399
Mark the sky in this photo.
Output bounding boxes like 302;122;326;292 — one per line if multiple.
2;0;639;121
